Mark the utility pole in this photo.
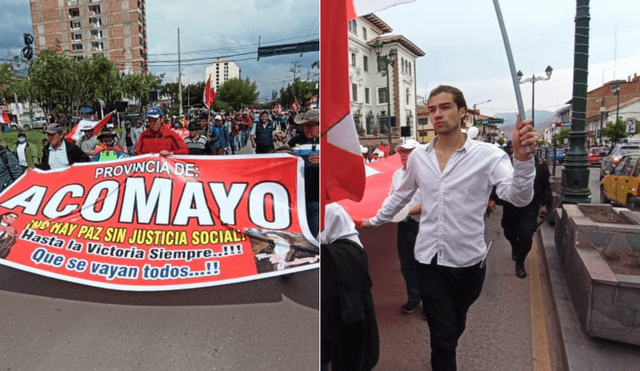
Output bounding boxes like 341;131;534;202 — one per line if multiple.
178;28;183;116
289;61;301;81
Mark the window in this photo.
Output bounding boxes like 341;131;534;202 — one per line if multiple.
88;5;101;14
352;84;358;101
70;21;81;29
90;29;102;38
348;20;357;34
406;88;411;105
401;58;405;74
69;8;80;17
72;33;82;41
351;53;356;66
409;62;412;76
365;87;370;104
362;27;367;40
363;55;368;72
89;17;101;26
378;87;388;104
72;43;83;51
91;41;103;50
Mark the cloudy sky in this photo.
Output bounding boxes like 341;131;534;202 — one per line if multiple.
375;0;640;118
0;0;319;102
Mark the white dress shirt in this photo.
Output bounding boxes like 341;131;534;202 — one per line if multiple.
370;137;535;267
390;168;421;222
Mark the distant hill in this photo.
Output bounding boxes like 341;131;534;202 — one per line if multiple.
491;110;556;137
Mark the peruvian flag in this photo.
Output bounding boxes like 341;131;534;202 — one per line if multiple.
203;76;216;109
273;104;281;114
305;95;317;106
347;0;416;20
321;0;416;226
291;98;300;113
65;111;114;142
0;108;10;125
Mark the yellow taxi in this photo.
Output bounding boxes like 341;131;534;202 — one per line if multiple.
600;152;640;208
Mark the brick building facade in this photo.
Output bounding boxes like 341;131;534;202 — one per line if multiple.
30;0;148;74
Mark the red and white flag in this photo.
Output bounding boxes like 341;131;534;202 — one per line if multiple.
305;95;317;107
347;0;416;20
65;111;114;142
291;98;300;113
273;104;281;114
0;108;10;125
321;0;416;226
203;76;217;109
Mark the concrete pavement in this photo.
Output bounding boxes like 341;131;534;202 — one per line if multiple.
359;208;564;370
536;172;640;371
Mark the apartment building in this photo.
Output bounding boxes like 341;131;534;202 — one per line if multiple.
30;0;148;74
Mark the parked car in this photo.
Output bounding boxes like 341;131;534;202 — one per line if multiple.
10;116;46;131
549;148;566;163
600;152;640;209
600;142;640;179
587;147;608;166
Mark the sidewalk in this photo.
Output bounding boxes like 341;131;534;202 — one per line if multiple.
537;182;640;370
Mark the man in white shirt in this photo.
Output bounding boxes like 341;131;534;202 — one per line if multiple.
361;85;537;371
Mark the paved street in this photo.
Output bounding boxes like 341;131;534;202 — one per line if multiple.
360;206;564;370
0;265;318;370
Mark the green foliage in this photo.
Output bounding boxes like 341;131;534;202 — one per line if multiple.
0;63;25;101
28;50;123;125
215;78;259;111
279;78;318;108
602;118;627;144
552;128;571;145
122;73;162;114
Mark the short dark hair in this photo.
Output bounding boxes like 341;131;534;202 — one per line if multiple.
428;85;467;110
260;110;269;116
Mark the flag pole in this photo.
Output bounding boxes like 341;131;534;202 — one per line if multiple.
492;0;531;152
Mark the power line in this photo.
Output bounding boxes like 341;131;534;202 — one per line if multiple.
147;35;318;57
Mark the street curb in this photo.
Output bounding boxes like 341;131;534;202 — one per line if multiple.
535;224;570;371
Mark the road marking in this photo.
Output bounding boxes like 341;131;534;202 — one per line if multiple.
530;237;553;371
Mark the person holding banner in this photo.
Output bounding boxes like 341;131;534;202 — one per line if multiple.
135;107;189;156
250;111;276;154
37;123;91;170
76;123;98;157
360;85;536;371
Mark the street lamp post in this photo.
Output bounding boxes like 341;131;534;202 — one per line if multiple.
517;65;553;126
472;99;492;141
612;83;621;125
599;106;605;146
373;40;397;148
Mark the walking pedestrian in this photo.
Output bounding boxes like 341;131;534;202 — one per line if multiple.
250;111;276;154
184;120;213;155
360;85;537;371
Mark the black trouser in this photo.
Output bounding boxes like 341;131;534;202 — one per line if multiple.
416;257;486;371
501;202;538;265
397;219;420;303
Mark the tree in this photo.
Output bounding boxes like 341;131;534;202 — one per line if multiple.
279;78;318;108
553;128;571;145
29;50;123;125
215;78;259;111
122;73;162;115
602;118;627;144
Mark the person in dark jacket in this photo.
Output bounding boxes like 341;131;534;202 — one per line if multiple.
493;153;552;278
321;203;379;371
37;123;91;170
250;111;276;154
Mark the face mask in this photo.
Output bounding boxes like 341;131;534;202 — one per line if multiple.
18;137;25;143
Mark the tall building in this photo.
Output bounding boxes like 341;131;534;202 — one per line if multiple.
204;59;241;91
348;14;425;148
30;0;148;75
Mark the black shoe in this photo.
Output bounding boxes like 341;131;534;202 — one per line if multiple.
401;300;420;314
515;264;527;279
